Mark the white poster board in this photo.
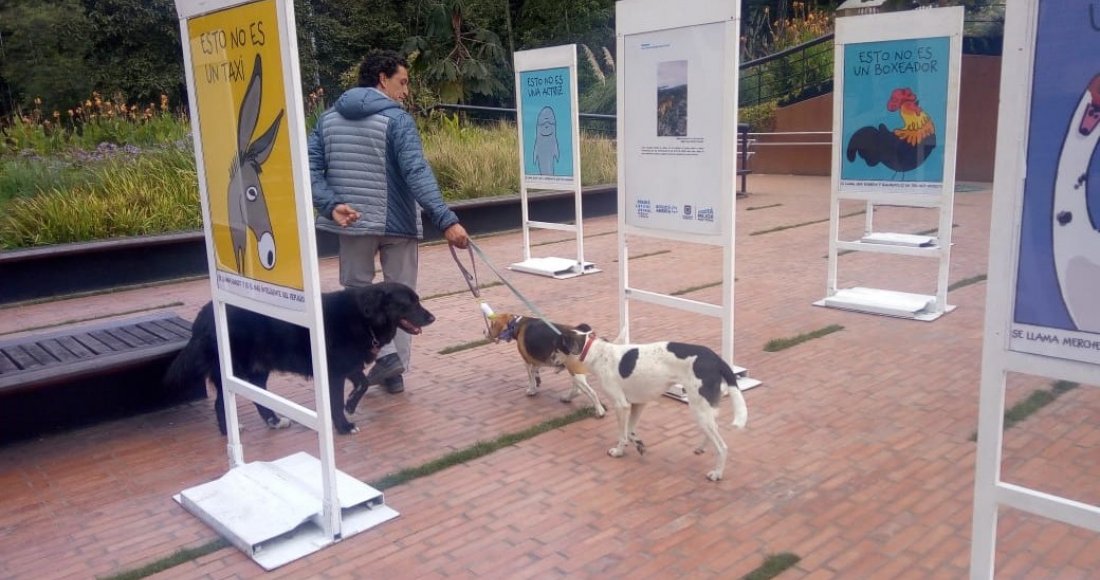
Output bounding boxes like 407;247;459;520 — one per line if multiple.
616;0;758;392
174;0;395;569
510;45;597;279
622;22;726;238
971;1;1100;577
817;7;962;321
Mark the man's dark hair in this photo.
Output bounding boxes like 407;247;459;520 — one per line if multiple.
358;50;409;88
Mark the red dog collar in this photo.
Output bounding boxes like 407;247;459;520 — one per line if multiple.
579;332;596;361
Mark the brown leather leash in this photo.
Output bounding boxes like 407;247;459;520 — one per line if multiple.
450;240;561;336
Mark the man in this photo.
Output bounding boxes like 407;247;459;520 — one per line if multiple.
309;49;469;394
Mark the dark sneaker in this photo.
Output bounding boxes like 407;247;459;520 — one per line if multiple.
383;374;405;394
363;353;404;386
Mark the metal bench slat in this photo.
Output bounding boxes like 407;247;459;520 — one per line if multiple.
21;342;59;367
72;333;110;355
57;335;96;359
88;329;130;352
7;346;45;370
118;324;165;346
0;351;19;374
106;327;143;349
0;311;192;393
140;320;183;342
163;317;194;336
39;338;83;364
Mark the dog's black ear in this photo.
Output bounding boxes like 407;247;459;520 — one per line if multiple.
351;285;389;326
575;323;592;333
556;330;585;355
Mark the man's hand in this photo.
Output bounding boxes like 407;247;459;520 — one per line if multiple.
444;223;470;249
332;203;360;227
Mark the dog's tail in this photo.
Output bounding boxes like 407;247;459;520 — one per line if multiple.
611;324;627;344
164;304;216;394
719;361;748;429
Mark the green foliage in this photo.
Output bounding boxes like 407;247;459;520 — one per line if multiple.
514;0;614;51
0;154;97;206
420;118;616;201
0;114;617;249
303;0;410;95
101;539;229;580
578;44;615;114
970;381;1080;441
739;100;778;132
402;0;509;103
743;552;802;580
0;0;95;114
947;273;987;292
0;145;199;248
2;95;189;154
739;2;835;108
81;0;183;106
369;406;597;490
763;324;844;353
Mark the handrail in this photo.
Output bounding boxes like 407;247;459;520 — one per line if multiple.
426;103;614;122
740;32;835;70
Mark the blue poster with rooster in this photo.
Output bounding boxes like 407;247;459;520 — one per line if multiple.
840;37;949;194
1009;1;1100;364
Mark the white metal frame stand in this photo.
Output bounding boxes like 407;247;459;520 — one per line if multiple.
510;45;599;279
173;0;396;569
970;1;1100;577
815;8;963;321
616;0;760;399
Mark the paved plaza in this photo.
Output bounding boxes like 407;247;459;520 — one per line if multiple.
1;175;1097;579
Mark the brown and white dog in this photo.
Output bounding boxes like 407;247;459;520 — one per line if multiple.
486;312;606;417
569;330;748;481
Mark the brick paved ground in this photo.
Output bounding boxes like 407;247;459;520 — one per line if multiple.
1;175;1097;579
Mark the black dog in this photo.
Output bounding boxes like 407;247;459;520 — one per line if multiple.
165;282;434;435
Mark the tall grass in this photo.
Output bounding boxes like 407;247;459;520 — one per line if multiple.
0;146;199;247
422;117;617;201
3;93;190;154
0;115;617;249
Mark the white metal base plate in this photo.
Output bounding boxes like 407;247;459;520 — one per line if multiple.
814;287;956;321
508;257;600;279
860;232;936;247
664;365;762;403
174;452;398;570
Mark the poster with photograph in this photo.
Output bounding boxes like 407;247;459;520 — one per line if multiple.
1009;3;1100;365
840;37;949;195
187;0;306;310
657;60;688;137
520;66;575;188
623;22;725;236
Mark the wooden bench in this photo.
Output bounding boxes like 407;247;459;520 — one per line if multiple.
0;311;205;442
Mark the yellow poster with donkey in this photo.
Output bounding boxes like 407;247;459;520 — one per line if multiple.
187;0;305;309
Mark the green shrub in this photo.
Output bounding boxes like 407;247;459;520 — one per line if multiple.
739;101;778;132
2;93;189;155
0;120;617;249
0;146;199;247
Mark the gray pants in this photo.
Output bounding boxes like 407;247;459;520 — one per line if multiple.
338;235;419;370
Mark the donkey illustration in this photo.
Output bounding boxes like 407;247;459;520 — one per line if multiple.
228;53;284;275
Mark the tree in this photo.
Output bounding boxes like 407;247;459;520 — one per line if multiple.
513;0;613;51
0;0;94;115
81;0;183;107
304;0;410;97
402;0;508;104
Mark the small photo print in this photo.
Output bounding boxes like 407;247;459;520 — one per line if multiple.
657;60;688;137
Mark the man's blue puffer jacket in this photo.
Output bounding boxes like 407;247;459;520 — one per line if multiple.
308;87;459;239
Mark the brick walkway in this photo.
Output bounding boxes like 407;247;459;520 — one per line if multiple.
1;175;1097;579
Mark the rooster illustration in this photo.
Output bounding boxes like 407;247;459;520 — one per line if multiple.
846;87;937;174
